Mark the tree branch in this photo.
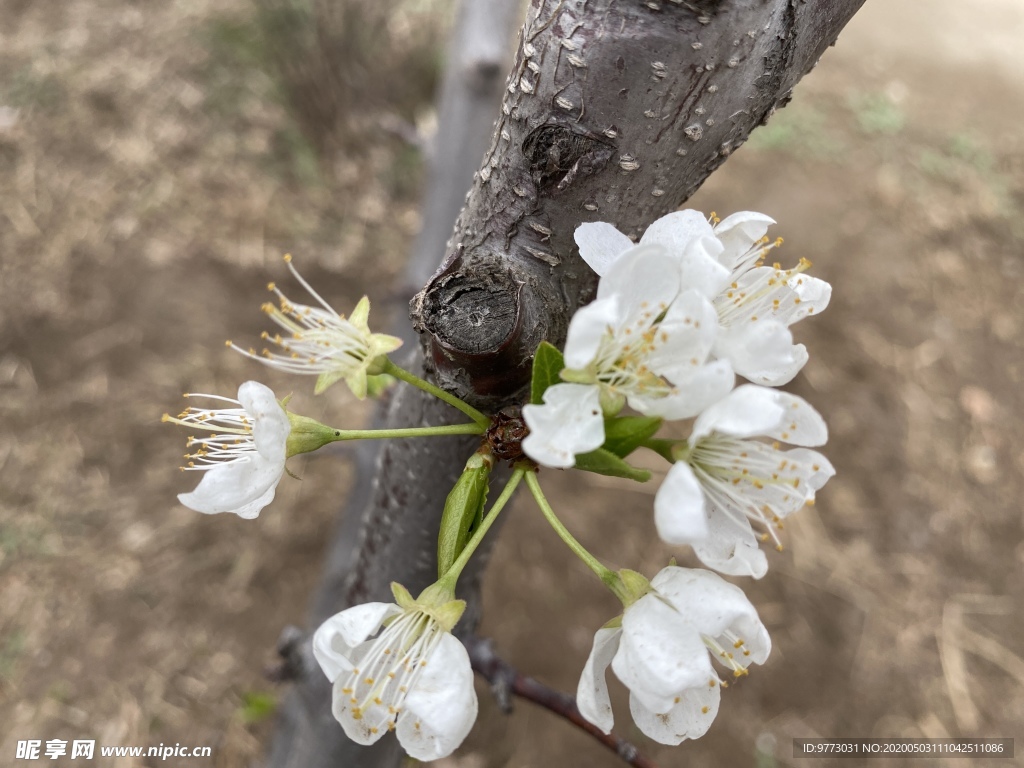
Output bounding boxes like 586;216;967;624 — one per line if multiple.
467;636;661;768
266;2;866;767
412;0;865;409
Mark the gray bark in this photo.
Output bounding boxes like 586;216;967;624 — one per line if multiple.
266;1;865;767
265;2;517;767
412;0;865;409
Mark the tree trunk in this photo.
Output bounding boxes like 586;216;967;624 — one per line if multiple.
266;1;865;766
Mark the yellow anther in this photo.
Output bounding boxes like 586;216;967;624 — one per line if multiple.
267;282;276;291
283;253;292;263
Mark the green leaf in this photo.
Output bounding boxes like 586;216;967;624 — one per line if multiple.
437;455;492;578
602;416;663;458
530;341;566;405
574;448;651;482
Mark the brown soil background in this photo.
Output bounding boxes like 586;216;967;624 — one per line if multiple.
1;2;1022;767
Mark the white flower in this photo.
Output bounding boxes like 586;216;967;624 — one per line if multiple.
575;211;831;386
577;567;770;744
163;381;289;519
568;244;732;409
522;244;733;468
521;383;605;468
229;255;402;398
313;583;477;762
654;385;834;578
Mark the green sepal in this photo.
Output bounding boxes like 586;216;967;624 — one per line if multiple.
574;448;651;482
530;341;566;405
394;581;466;632
285;412;338;458
391;581;416;609
601;415;663;458
314;368;350;396
436;452;493;579
605;568;653;608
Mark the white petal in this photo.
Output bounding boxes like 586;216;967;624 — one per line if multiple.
784;448;835;496
678;236;730;298
651;567;767;651
397;634;478;761
576;627;622;734
646;290;719;375
788;274;831;321
714;321;807;386
237;381;289;460
313;603;401;682
628;681;720;745
564;296;620;369
691;509;768;579
331;675;386;746
714;211;775;272
521;384;604;468
177;454;283;517
575;222;634;276
613;595;713;713
763;391;828;447
633;360;734;421
654;463;708;544
229;483;277;520
639;210;714;256
690;384;786;444
597;243;679;311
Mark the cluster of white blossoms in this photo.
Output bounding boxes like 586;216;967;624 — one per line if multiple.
162;217;836;762
520;210;834;744
523;210;833;577
166;256;405;520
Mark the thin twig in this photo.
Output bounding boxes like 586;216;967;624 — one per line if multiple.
466;636;661;768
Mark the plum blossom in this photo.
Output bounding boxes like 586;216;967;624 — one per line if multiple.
561;243;732;419
313;583;476;761
577;567;770;744
163;381;289;519
522;244;733;468
229;254;402;398
654;385;834;578
574;210;830;386
521;383;605;469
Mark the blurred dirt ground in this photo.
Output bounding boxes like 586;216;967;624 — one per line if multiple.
1;1;1022;767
